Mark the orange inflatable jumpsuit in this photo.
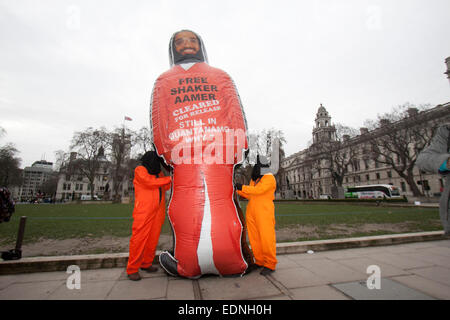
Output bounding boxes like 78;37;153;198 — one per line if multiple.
237;174;277;271
126;166;171;275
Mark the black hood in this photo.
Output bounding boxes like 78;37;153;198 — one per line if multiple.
168;29;208;67
251;155;270;181
141;151;161;175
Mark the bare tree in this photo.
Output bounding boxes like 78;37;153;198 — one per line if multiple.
313;123;359;187
0;143;22;187
364;103;443;197
70;127;110;199
108;126;134;202
133;126;153;156
267;129;286;192
37;171;59;200
0;128;23;187
242;128;286;191
54;150;70;172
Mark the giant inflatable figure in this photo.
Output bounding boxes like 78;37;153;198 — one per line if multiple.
150;30;249;278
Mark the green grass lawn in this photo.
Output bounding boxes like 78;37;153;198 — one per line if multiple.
269;202;441;241
270;202;440;227
0;202;441;245
0;204;138;245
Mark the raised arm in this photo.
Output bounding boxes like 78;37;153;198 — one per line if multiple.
237;190;250;199
134;166;171;189
241;175;276;196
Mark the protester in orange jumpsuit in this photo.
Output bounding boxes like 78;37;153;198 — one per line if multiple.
235;156;277;275
127;151;171;281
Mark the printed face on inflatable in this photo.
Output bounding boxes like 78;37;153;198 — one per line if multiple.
174;31;200;56
169;29;208;66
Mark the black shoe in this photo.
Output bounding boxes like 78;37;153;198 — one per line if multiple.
244;263;262;275
1;249;22;261
260;267;274;276
159;251;179;277
141;266;158;273
127;272;141;281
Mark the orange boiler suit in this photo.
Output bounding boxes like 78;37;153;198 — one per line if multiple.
127;166;171;275
237;173;277;270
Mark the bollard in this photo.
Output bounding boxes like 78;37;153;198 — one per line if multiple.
15;216;27;251
1;216;27;261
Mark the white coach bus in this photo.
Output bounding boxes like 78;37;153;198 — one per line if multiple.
345;184;401;199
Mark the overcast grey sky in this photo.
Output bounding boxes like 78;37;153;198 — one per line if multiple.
1;0;449;168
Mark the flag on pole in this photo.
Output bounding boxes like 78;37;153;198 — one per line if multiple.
124;116;132;121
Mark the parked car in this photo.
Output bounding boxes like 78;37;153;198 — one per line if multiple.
80;195;100;201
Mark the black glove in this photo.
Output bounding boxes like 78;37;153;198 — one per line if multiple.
235;183;243;191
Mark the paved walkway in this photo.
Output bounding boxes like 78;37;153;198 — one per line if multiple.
1;237;449;300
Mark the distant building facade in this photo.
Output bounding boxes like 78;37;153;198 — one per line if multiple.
55;146;134;202
19;160;54;201
280;103;450;200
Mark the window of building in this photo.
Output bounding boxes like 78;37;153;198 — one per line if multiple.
376;173;380;180
366;174;370;181
353;160;360;172
387;171;392;178
400;181;406;192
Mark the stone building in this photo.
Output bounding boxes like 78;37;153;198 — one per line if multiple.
280;102;450;200
55;147;134;202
